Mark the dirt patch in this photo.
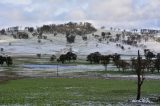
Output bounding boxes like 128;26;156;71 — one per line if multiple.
0;71;25;84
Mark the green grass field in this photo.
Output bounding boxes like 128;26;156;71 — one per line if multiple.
0;78;159;105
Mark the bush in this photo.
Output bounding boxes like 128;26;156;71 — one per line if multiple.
38;39;41;43
50;55;56;61
82;36;87;41
43;36;47;39
17;32;29;39
66;34;76;43
37;54;41;58
0;48;4;52
9;42;11;46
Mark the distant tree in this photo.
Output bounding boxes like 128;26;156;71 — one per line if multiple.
82;36;87;41
144;49;156;72
38;39;41;43
28;27;34;33
40;25;51;33
37;32;43;39
37;54;41;58
17;32;29;39
0;48;4;52
101;55;110;71
57;52;77;63
85;22;91;28
0;56;13;66
101;26;105;29
37;22;97;35
154;53;160;73
54;32;57;36
87;52;101;64
6;56;13;66
116;34;121;41
66;33;76;43
112;53;121;71
155;59;160;73
101;32;106;38
0;29;6;35
50;55;56;61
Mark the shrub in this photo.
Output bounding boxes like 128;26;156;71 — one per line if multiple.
37;54;41;58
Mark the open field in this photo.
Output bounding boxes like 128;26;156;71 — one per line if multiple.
1;55;160;80
0;78;160;106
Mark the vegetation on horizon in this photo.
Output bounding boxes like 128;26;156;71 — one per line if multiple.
38;22;97;35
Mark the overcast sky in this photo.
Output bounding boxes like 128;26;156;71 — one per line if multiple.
0;0;160;29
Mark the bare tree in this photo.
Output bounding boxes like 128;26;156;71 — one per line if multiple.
136;50;145;100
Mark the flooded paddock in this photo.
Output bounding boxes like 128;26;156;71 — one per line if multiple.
20;64;116;73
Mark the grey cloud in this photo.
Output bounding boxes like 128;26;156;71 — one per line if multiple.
0;0;160;28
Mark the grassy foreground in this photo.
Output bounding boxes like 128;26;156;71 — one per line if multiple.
0;78;159;105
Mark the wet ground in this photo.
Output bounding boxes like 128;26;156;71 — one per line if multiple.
0;64;160;80
0;64;160;106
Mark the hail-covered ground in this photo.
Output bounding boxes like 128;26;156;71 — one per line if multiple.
1;29;160;79
0;29;160;57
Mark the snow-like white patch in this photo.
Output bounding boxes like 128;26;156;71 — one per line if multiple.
64;87;82;90
0;35;16;43
130;98;153;104
104;74;160;80
1;30;160;57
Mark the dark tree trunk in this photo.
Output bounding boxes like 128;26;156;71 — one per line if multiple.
137;74;141;100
